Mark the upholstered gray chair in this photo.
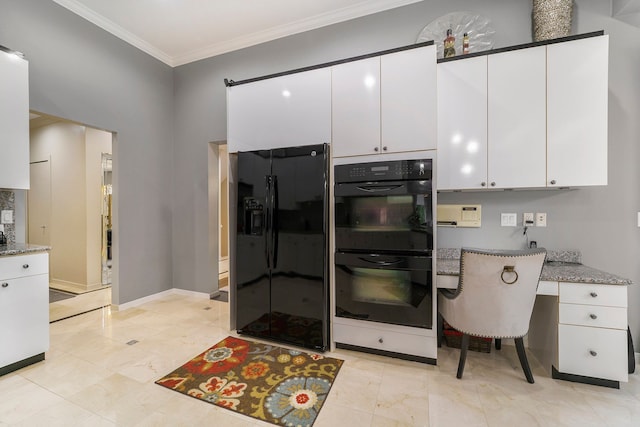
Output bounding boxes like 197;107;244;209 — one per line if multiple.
438;247;546;383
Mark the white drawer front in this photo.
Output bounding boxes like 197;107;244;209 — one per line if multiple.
558;324;628;382
333;321;436;359
0;253;49;280
559;282;627;307
559;303;627;329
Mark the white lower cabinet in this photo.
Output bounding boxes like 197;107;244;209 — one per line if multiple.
558;324;627;382
556;282;628;384
0;253;49;372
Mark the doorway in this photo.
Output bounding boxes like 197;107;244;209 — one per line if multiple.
28;112;114;320
218;144;229;289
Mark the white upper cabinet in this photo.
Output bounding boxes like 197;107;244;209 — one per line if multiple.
381;45;437;153
332;45;437;158
437;56;488;190
331;57;381;157
547;35;608;187
227;68;331;153
488;46;547;189
437;33;608;191
0;50;29;189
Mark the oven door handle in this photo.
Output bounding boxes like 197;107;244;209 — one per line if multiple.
355;184;405;193
358;257;404;266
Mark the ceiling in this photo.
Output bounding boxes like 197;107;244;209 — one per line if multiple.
52;0;423;67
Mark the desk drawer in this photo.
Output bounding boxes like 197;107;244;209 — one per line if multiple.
559;303;627;329
0;253;49;280
559;282;627;307
558;324;627;382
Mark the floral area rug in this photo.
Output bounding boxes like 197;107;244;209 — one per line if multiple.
156;336;343;426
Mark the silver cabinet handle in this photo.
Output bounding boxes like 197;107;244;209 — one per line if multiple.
589;350;598;357
589;313;598;320
550;180;557;185
590;292;598;298
23;264;29;269
1;283;8;288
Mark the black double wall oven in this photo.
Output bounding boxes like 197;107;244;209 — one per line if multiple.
334;158;434;329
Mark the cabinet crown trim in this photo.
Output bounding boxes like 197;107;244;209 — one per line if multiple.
224;40;434;87
437;30;604;64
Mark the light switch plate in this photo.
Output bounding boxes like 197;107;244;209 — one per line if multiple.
501;213;517;227
1;210;13;224
535;212;547;227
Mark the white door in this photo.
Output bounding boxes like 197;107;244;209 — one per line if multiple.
547;35;608;187
488;46;547;189
437;56;488;190
331;57;381;157
28;160;51;246
381;45;437;153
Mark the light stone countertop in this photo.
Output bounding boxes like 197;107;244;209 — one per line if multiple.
0;243;51;257
436;248;632;286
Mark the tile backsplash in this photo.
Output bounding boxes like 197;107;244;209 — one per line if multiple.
0;190;15;244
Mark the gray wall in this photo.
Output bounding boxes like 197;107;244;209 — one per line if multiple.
172;0;640;344
0;0;175;304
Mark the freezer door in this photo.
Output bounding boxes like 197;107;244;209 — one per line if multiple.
235;150;273;335
270;144;329;350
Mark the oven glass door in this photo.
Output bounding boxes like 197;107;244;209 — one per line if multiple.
334;180;433;253
335;252;432;329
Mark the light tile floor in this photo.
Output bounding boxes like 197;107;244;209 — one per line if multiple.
2;293;639;426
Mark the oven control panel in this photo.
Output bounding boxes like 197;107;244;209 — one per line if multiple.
335;159;432;183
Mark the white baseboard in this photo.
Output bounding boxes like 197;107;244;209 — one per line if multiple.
113;288;211;311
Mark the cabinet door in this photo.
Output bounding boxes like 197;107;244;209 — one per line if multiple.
0;50;29;189
0;274;49;367
227;68;331;153
547;35;608;187
488;46;547;188
437;56;488;190
381;45;437;153
331;57;381;157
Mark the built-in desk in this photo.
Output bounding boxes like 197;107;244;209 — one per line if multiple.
436;250;632;388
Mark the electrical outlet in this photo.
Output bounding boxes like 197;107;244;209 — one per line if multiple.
501;213;517;227
523;213;534;227
535;212;547;227
1;210;13;224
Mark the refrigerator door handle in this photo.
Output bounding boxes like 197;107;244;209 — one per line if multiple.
265;175;271;269
272;175;279;269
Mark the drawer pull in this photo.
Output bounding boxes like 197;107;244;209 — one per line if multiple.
22;264;29;269
378;338;384;344
589;350;598;357
589;313;598;320
1;283;8;288
589;292;598;298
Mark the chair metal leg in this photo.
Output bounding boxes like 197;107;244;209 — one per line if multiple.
437;313;443;348
515;337;534;384
456;333;470;379
495;338;502;350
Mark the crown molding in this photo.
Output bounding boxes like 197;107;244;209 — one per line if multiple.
53;0;423;67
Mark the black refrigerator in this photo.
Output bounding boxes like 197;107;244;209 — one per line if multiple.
235;143;329;351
